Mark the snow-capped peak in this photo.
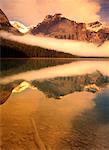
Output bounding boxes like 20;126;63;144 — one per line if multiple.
86;21;103;32
10;21;29;33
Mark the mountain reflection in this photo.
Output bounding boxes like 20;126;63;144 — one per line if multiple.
0;59;109;149
32;71;109;99
0;59;109;104
1;60;109;83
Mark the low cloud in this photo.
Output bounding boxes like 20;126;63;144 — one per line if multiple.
0;31;109;57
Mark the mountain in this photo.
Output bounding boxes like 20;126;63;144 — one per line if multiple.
0;9;75;58
0;9;20;34
1;9;109;44
31;14;109;44
10;21;29;33
1;9;109;58
86;21;103;32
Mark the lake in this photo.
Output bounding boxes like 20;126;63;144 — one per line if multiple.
0;58;109;150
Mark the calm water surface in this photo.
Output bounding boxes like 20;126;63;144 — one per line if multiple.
0;59;109;150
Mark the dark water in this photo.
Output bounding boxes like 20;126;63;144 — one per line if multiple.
0;59;109;150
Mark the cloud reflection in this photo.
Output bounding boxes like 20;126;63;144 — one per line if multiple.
1;61;109;83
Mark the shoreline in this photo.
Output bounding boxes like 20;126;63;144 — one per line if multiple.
1;57;109;61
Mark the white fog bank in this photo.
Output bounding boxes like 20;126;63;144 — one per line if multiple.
0;31;109;57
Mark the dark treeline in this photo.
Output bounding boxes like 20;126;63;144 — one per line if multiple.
0;38;76;58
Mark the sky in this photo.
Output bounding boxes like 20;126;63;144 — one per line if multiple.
0;0;109;26
99;0;109;23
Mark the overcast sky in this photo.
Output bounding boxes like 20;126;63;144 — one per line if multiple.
0;0;109;26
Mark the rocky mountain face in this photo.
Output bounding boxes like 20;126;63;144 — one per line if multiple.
31;14;109;44
87;21;103;32
0;9;20;34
